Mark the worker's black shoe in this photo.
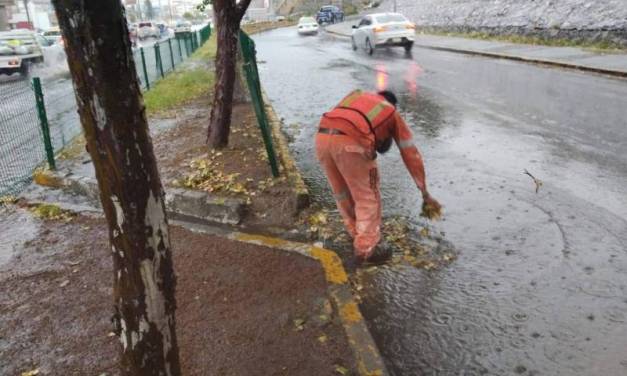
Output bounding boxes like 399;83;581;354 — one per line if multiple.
365;241;393;265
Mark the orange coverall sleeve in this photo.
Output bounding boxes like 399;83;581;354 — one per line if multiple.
391;112;427;193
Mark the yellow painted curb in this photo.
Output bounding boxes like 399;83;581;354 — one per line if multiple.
309;246;348;284
223;229;389;376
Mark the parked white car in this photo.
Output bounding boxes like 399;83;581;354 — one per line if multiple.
351;13;415;55
175;20;192;33
137;21;160;40
297;17;319;36
0;30;65;76
42;27;62;45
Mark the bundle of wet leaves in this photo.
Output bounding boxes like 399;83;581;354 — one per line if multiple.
29;203;75;222
173;152;287;204
176;156;249;195
303;209;456;271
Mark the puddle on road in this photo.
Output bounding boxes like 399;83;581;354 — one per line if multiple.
254;29;627;375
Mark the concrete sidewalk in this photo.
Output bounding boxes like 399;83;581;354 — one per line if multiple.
326;21;627;77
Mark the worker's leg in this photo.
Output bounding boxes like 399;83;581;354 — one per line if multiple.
315;134;357;237
333;139;382;259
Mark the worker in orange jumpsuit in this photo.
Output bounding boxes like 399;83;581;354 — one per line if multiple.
315;90;441;264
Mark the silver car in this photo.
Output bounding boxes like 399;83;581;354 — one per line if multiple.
351;13;416;55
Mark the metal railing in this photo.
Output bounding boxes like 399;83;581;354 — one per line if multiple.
0;25;212;197
239;30;280;177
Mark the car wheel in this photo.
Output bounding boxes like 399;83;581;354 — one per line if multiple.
404;41;414;52
351;37;357;51
366;38;374;55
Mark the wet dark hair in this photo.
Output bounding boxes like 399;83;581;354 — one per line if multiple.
376;137;393;154
375;90;396;154
377;90;398;107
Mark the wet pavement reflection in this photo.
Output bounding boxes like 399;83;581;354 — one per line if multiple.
254;27;627;375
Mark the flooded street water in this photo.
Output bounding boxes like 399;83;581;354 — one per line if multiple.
254;27;627;375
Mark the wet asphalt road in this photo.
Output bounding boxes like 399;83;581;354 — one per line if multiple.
253;27;627;375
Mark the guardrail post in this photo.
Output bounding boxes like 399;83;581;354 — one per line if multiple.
140;47;150;90
32;77;56;170
178;37;183;59
155;43;164;78
168;38;175;70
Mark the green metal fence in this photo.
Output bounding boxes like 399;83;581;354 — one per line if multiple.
0;82;47;195
135;25;211;91
0;24;212;197
239;30;280;177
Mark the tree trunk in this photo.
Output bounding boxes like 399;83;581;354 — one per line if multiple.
51;1;181;375
207;0;241;148
233;63;250;104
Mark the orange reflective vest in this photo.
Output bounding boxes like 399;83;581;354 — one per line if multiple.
323;90;395;142
319;90;428;193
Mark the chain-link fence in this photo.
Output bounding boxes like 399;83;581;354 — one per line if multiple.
239;30;279;177
136;27;210;90
0;82;46;195
0;25;212;197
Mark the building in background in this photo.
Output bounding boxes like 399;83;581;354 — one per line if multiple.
1;0;57;31
245;0;274;22
124;0;208;24
0;0;12;30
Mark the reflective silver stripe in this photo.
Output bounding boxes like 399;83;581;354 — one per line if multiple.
334;189;349;201
398;138;415;149
366;101;389;122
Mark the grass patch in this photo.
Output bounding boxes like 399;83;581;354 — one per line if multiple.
242;20;296;35
193;34;217;61
426;30;627;53
144;67;214;115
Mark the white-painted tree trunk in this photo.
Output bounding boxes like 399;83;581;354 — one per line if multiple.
51;1;182;374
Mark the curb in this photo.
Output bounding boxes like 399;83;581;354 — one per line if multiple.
324;26;351;39
323;26;627;78
263;91;310;210
413;42;627;78
19;193;388;375
178;221;389;376
33;169;246;225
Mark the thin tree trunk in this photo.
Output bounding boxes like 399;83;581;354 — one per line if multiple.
51;1;181;374
207;0;253;148
207;0;239;148
233;64;250;104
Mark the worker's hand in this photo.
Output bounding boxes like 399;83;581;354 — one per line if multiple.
420;192;442;221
